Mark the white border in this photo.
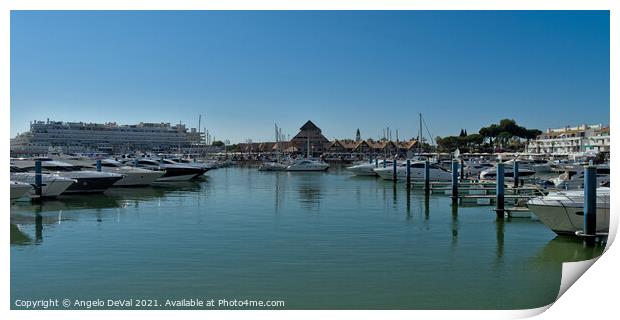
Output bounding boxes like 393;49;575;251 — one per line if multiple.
1;1;616;320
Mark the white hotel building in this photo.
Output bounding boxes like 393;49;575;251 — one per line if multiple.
11;120;204;155
526;124;610;155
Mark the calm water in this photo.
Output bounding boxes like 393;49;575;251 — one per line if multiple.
10;165;604;309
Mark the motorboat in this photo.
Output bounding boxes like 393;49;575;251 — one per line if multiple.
373;161;452;181
167;158;217;171
527;187;610;235
522;159;553;173
57;171;123;194
132;158;207;181
346;160;396;176
286;159;329;171
10;181;33;201
10;172;76;198
479;162;536;180
552;165;610;190
95;159;165;186
463;162;495;177
259;162;288;171
160;159;209;179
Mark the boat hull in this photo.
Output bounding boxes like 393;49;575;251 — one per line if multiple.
10;183;32;201
62;176;124;194
111;170;165;186
286;166;329;171
346;164;381;176
374;168;452;181
156;173;201;182
527;203;609;235
10;173;76;198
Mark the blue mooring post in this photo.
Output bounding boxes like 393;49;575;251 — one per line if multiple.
375;158;379;168
383;159;387;168
393;158;398;181
451;161;459;204
96;159;102;172
513;160;519;189
460;158;465;181
34;160;42;197
496;163;505;218
424;160;430;193
406;159;411;185
134;159;138;167
584;166;597;246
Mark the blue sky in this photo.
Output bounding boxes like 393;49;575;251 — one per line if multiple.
11;11;609;143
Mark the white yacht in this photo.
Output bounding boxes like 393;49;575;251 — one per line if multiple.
167;158;217;171
96;159;165;186
10;181;33;201
552;165;610;190
373;161;452;181
132;158;207;181
10;172;76;198
346;160;396;176
463;162;495;177
527;187;610;235
259;162;289;171
479;162;536;180
286;159;329;171
524;159;553;173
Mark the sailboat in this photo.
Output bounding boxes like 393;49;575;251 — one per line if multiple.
286;134;329;171
259;124;288;171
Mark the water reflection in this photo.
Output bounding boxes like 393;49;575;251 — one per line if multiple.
12;194;120;214
10;223;32;245
295;176;323;211
532;237;604;264
424;193;430;221
392;182;397;209
451;204;459;246
405;185;411;220
10;182;205;246
495;218;505;267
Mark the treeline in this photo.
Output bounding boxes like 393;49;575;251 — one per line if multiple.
435;119;542;153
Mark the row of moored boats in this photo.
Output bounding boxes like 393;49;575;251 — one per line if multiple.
10;155;229;201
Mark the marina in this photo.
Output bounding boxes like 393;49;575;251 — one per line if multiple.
10;164;605;309
9;119;611;309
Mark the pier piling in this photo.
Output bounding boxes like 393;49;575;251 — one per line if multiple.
96;159;102;172
383;159;387;168
424;160;430;193
584;166;597;246
34;160;42;197
406;159;411;185
375;158;379;168
513;161;519;189
496;163;505;218
460;158;464;181
393;158;398;181
451;161;459;205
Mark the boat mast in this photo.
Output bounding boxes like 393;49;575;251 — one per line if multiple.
275;123;280;162
418;113;422;156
